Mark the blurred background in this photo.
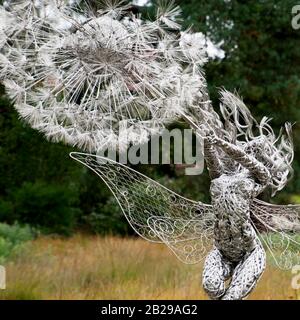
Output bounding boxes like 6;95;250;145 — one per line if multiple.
0;0;299;299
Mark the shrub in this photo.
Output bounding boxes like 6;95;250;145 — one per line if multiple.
13;181;81;235
0;200;14;222
84;197;129;235
0;223;34;264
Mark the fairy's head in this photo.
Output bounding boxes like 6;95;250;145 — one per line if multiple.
218;90;294;196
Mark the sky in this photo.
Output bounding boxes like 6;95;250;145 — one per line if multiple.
133;0;149;6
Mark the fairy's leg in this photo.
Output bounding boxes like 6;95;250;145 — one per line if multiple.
202;247;233;300
221;242;266;300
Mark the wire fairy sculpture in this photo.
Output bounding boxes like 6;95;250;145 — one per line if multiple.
0;0;299;300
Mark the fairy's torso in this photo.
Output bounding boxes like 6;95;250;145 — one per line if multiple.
210;173;257;262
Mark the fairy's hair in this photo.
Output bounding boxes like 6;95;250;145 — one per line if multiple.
218;89;294;195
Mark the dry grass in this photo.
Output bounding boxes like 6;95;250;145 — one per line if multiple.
0;234;299;300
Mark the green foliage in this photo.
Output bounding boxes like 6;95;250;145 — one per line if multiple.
84;198;129;235
290;195;300;204
0;223;34;264
12;181;81;235
0;200;13;221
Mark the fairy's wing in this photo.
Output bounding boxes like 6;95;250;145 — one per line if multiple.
70;152;214;264
251;199;300;269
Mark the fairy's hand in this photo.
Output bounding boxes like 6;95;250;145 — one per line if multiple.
198;126;218;144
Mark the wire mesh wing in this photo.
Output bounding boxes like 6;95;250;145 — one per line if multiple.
251;199;300;269
70;152;214;264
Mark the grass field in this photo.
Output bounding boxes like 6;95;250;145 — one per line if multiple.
0;235;299;300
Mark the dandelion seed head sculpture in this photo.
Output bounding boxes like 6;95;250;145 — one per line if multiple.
0;0;208;152
1;0;300;300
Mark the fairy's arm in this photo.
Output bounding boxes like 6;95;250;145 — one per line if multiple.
203;139;224;179
210;135;271;186
183;114;225;179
